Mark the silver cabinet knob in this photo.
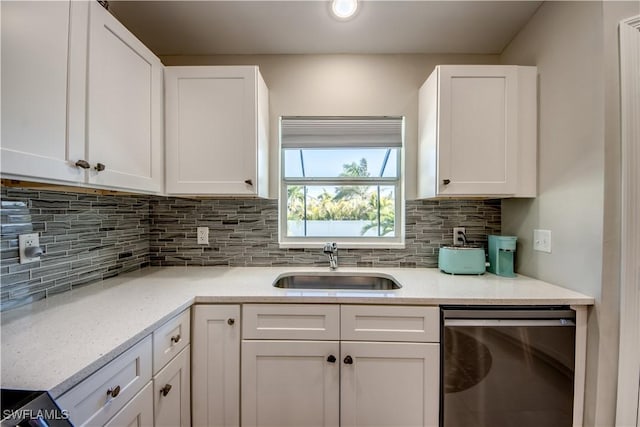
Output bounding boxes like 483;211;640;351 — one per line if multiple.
95;163;106;172
244;179;253;186
443;179;451;185
170;334;181;344
227;318;235;326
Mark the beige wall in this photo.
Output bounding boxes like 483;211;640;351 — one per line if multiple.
500;1;640;425
501;0;605;302
161;54;498;198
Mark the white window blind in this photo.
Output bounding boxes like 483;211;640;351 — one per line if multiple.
281;117;403;148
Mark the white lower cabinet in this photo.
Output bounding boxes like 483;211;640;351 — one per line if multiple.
241;340;340;427
56;309;192;427
192;305;241;427
104;382;154;427
153;346;191;427
239;304;440;427
340;341;439;427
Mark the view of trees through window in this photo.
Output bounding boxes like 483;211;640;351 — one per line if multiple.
287;159;396;237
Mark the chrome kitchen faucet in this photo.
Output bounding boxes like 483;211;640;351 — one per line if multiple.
323;242;338;270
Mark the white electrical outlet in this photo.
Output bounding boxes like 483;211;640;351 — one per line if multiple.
197;227;209;245
533;229;552;253
19;233;41;264
453;227;466;246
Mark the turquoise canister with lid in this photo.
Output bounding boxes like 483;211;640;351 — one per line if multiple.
488;235;517;277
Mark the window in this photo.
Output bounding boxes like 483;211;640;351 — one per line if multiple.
279;117;404;248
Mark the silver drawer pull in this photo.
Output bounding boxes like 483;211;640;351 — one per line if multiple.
107;385;121;398
160;384;172;397
170;334;181;344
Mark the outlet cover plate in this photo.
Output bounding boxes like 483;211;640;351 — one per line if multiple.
19;233;41;264
197;227;209;245
533;229;552;253
453;227;466;246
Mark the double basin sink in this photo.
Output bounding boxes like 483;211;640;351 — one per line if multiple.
273;272;401;290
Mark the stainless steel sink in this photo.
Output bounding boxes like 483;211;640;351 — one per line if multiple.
273;272;401;290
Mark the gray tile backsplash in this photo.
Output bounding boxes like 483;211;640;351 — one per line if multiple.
0;187;150;309
0;186;500;309
149;198;501;268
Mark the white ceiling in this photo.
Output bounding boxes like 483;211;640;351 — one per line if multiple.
109;1;543;56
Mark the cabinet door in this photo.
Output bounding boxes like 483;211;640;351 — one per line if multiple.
341;341;439;427
165;66;261;195
154;346;190;427
104;382;154;427
192;305;240;427
437;66;518;195
86;1;163;193
241;340;340;427
0;1;84;183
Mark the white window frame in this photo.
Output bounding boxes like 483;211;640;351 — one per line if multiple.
278;116;405;249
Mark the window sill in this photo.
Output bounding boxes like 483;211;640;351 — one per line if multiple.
278;240;406;250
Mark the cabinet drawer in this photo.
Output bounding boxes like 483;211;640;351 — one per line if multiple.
57;335;152;427
153;309;190;374
104;381;153;427
243;304;339;340
341;306;439;342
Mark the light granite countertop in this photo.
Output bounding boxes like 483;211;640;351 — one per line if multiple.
0;266;594;397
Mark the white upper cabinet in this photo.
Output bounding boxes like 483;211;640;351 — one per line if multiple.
165;66;269;197
1;1;163;194
418;65;537;198
1;1;83;183
85;1;164;193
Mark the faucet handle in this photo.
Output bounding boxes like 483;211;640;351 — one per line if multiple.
323;242;337;253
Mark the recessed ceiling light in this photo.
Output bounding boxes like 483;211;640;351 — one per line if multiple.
331;0;358;20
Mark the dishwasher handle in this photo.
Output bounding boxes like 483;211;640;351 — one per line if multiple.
444;318;576;327
441;307;575;320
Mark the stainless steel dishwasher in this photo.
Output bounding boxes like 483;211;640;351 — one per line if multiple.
441;306;576;427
